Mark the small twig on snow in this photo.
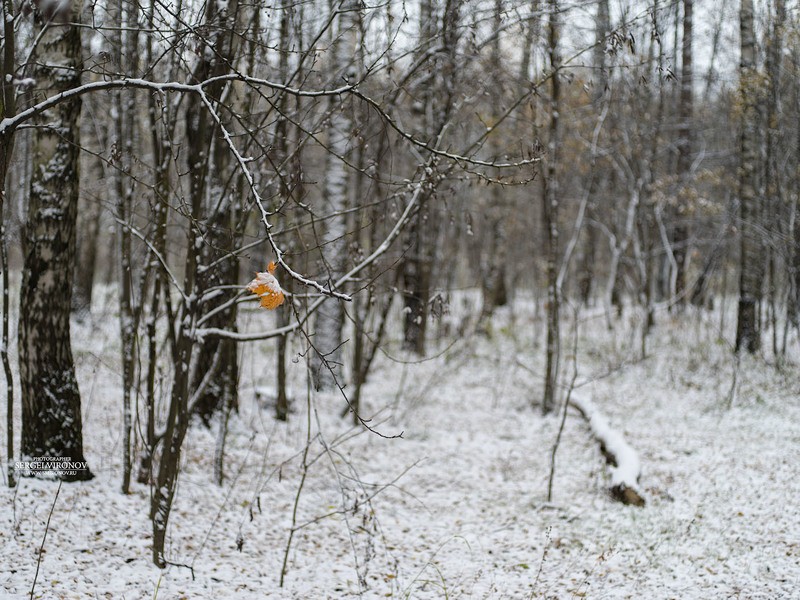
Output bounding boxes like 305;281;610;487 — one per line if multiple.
30;481;61;600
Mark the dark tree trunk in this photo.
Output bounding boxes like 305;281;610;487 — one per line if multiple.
673;0;694;308
478;0;509;323
402;214;432;355
71;166;103;315
19;4;92;480
1;0;18;488
151;0;241;563
735;0;762;353
186;0;241;420
274;0;293;422
542;0;561;415
402;0;460;354
192;234;239;426
577;0;609;307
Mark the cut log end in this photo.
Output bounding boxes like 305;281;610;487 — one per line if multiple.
611;483;646;507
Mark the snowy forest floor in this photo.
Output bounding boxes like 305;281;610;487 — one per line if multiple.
1;294;799;599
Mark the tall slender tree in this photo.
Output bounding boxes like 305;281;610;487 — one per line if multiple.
735;0;762;353
541;0;561;415
478;0;509;323
673;0;693;307
1;0;17;487
577;0;609;306
402;0;462;355
112;0;141;494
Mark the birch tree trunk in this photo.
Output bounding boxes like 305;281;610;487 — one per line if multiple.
112;0;140;495
311;0;360;390
19;1;92;480
763;0;785;354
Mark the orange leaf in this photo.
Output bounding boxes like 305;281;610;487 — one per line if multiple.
246;267;285;309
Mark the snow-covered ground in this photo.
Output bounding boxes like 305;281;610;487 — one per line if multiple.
1;297;799;599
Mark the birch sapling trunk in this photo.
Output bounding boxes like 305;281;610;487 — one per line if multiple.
19;0;93;480
112;0;141;494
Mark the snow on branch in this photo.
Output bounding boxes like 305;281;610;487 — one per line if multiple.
570;395;645;507
195;157;436;342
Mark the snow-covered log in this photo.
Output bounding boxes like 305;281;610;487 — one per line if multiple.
570;395;645;507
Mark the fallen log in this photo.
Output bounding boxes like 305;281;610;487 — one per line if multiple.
570;395;646;507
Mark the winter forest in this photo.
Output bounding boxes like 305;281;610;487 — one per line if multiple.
1;0;799;596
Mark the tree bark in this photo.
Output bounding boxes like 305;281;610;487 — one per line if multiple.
151;0;242;563
19;2;92;480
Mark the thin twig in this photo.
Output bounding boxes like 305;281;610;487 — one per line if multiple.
279;371;313;587
547;302;581;502
30;481;62;600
